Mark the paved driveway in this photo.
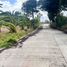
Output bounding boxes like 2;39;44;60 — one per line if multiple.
0;24;67;67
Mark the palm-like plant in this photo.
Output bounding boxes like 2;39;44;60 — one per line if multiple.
0;4;2;32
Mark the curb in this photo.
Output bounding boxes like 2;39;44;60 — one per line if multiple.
17;28;41;47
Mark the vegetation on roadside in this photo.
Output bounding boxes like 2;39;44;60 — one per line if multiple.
0;1;40;48
0;13;40;48
0;30;26;48
49;14;67;33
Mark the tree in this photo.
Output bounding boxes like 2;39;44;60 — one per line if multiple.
39;0;60;22
0;4;2;8
0;11;19;25
39;0;67;22
18;15;32;29
22;0;39;29
22;0;38;19
61;0;67;10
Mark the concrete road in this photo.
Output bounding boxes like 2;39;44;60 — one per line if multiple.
0;24;67;67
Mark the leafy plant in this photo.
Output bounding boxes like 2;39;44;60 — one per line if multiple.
31;17;40;29
3;22;17;33
1;39;17;48
55;15;67;28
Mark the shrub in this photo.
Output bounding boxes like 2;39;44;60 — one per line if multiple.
0;30;26;48
31;18;40;29
55;15;67;28
50;22;57;29
3;22;17;33
50;15;67;30
61;25;67;33
1;39;17;48
19;17;32;30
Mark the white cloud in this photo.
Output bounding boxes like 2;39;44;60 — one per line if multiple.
61;11;67;16
40;11;49;22
0;0;27;12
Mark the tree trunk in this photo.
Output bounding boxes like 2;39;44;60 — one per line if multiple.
32;13;35;29
32;12;35;19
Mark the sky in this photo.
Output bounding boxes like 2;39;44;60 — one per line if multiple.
0;0;27;12
1;0;17;4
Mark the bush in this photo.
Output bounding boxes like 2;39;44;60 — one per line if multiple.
50;22;57;29
61;25;67;33
1;39;17;48
31;18;40;29
55;15;67;28
19;17;32;30
50;15;67;30
3;22;17;33
0;30;26;48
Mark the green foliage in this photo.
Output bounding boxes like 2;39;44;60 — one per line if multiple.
1;16;11;22
50;14;67;30
39;0;67;22
3;22;17;33
61;0;67;9
1;39;17;48
0;11;40;31
0;10;40;48
61;25;67;33
62;25;67;29
0;12;18;25
31;17;40;29
0;20;4;26
55;15;67;28
22;0;38;19
17;15;32;30
0;30;26;48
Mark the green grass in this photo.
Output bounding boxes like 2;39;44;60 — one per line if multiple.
0;30;27;48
